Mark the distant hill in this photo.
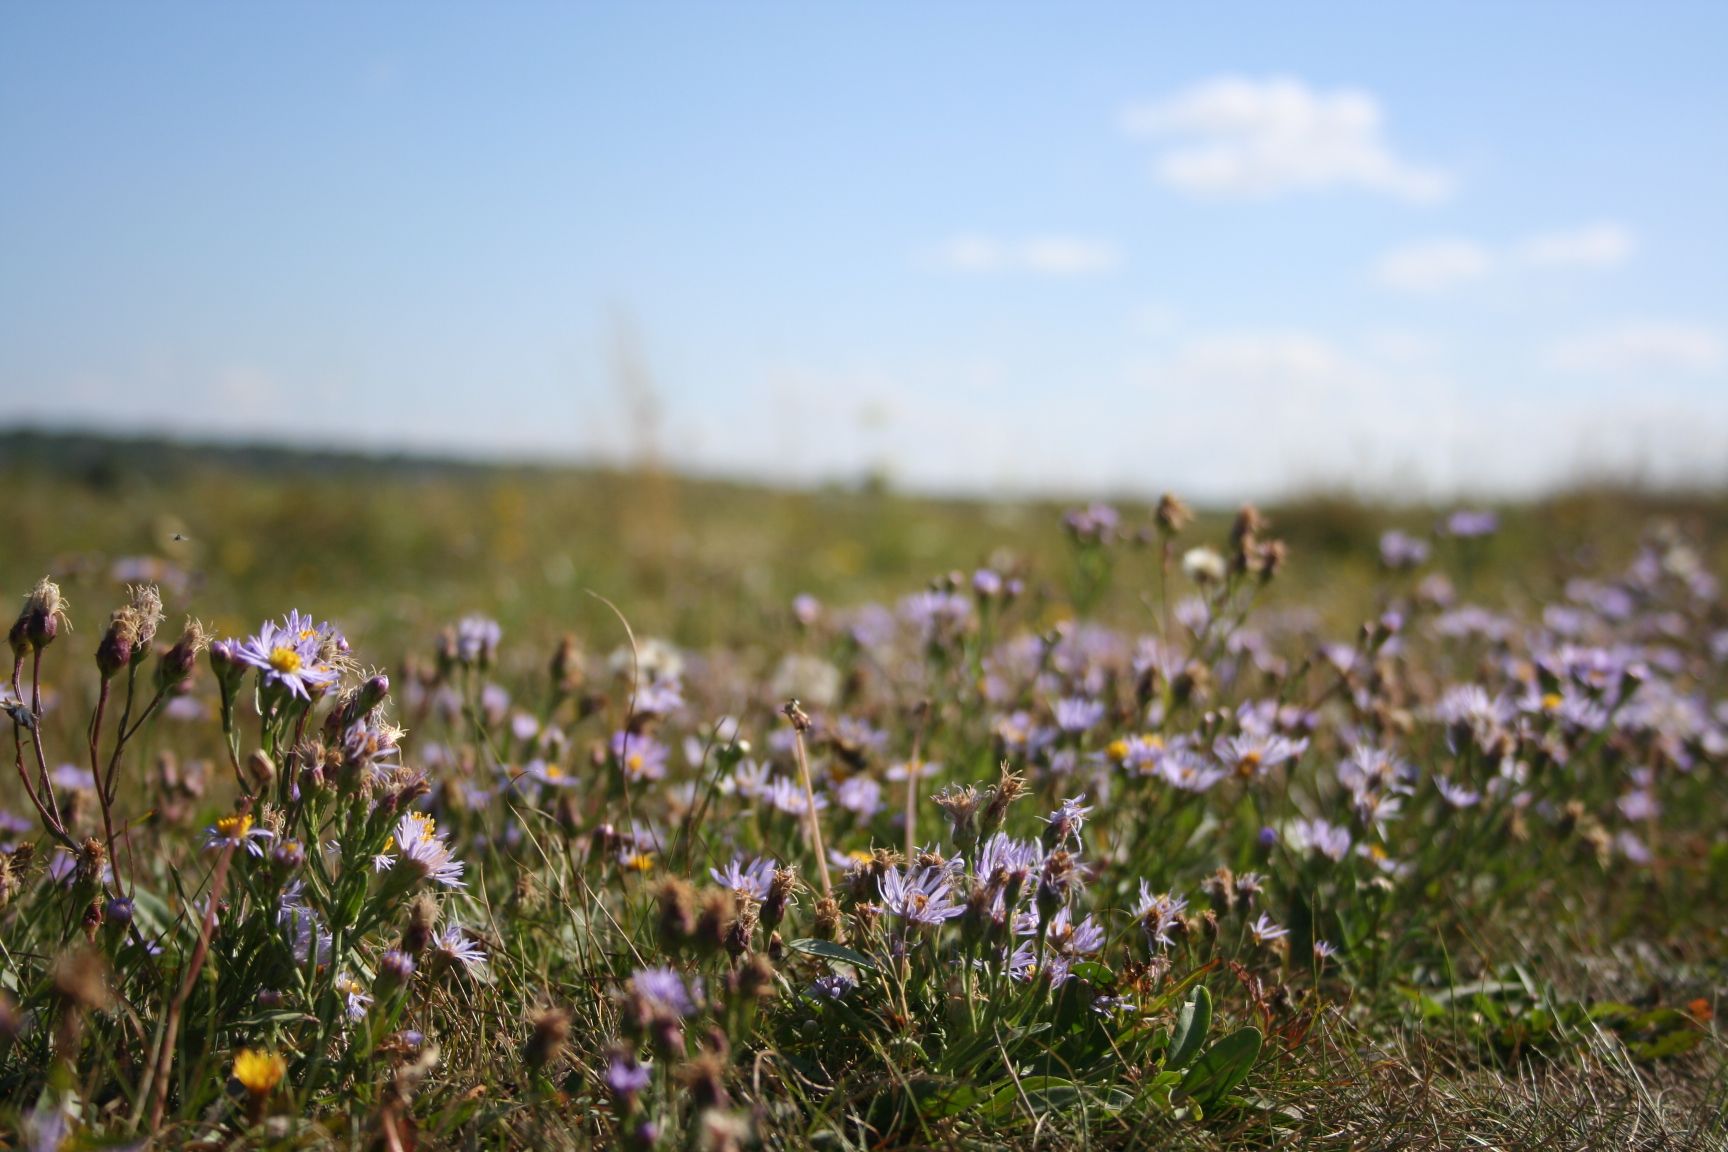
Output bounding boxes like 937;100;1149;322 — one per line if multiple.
0;427;510;486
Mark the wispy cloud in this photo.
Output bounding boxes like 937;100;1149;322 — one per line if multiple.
1543;320;1724;376
1374;240;1493;293
1513;222;1637;269
1121;76;1453;202
1376;222;1638;293
928;235;1122;276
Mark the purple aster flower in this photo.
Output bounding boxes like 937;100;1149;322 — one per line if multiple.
1032;906;1106;958
1053;697;1106;734
49;764;96;793
807;973;856;1001
1134;883;1188;949
1615;830;1652;865
334;971;373;1022
973;832;1040;901
386;811;466;888
845;603;898;651
432;923;488;975
1062;503;1120;545
455;616;501;666
1290;818;1353;862
880;864;966;926
1250;913;1289;946
605;1053;653;1099
710;855;776;902
523;758;580;790
1435;777;1481;809
630;967;699;1018
1043;794;1093;847
1008;941;1075;986
1215;732;1308;778
632;677;684;719
791;594;821;627
764;774;828;816
833;774;884;817
205;811;275;856
611;731;669;782
1445;509;1499;539
234;611;341;700
900;590;973;642
1379;530;1431;569
1156;746;1228;794
1617;790;1659;822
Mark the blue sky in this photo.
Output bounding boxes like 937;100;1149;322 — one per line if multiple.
3;2;1726;499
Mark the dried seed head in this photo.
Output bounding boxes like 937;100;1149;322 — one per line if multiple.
979;763;1026;835
655;876;698;947
51;946;111;1012
1155;493;1194;535
781;698;812;733
402;893;439;955
760;866;797;933
724;898;760;960
550;635;584;697
679;1051;729;1111
523;1004;571;1072
1201;867;1237;917
96;607;141;679
126;584;164;652
812;896;844;942
931;784;981;850
694;888;735;955
156;617;210;690
735;953;777;1000
13;577;70;654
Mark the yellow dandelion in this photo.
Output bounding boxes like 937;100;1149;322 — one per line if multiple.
232;1048;287;1096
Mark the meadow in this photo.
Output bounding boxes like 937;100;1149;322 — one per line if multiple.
0;431;1725;1150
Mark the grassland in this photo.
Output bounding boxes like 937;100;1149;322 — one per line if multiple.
0;429;1725;1150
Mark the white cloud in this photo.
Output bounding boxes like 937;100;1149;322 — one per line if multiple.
1131;328;1728;499
1374;239;1493;292
929;234;1121;276
1121;76;1453;202
1018;237;1121;275
935;235;1005;272
1375;222;1638;293
1515;222;1637;269
1543;320;1724;376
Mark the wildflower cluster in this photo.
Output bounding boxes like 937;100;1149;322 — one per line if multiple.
0;502;1723;1147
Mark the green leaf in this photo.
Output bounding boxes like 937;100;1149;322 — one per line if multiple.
989;1076;1083;1119
1167;985;1212;1071
785;938;877;971
910;1079;985;1118
1069;960;1114;985
1175;1026;1262;1108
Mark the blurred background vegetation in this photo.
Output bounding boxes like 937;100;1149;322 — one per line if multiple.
4;429;1725;661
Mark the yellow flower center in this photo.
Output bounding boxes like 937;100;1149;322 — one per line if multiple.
233;1048;287;1095
623;852;655;873
1106;739;1130;764
216;814;254;839
1541;692;1564;712
268;646;302;674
